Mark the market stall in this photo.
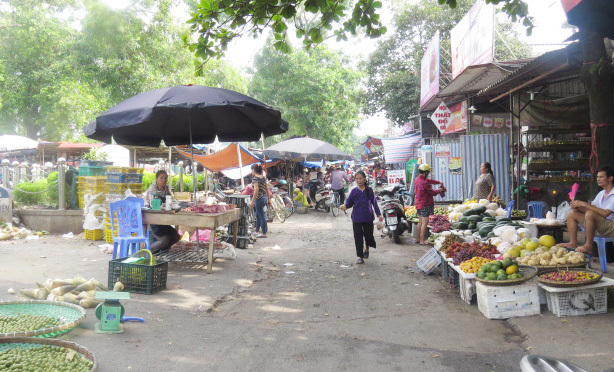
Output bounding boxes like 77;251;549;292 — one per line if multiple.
142;208;241;273
416;198;613;319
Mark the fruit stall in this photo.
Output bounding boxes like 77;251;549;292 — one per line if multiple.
418;198;614;319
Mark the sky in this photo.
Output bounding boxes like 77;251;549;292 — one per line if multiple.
101;0;575;137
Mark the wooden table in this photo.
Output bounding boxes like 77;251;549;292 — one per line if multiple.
142;209;241;273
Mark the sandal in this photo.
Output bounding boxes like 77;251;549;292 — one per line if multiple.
356;258;364;264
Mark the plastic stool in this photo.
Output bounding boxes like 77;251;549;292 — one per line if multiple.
505;200;515;218
527;201;548;219
592;236;614;273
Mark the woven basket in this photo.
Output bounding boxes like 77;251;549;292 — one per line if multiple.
0;300;86;338
0;336;98;371
475;265;538;286
537;268;603;287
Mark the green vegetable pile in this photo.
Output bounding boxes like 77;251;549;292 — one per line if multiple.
0;345;93;371
0;315;61;333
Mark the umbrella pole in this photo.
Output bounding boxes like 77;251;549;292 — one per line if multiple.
189;113;200;251
237;143;245;189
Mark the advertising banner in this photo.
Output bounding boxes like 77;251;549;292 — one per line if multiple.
450;1;495;79
446;101;468;134
387;169;406;184
420;30;440;107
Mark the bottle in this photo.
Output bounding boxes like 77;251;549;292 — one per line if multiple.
165;195;172;211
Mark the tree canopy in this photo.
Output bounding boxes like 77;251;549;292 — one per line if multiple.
0;0;247;141
249;41;362;153
363;0;532;127
186;0;534;61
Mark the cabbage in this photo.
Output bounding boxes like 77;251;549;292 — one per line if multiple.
487;203;499;211
495;208;507;216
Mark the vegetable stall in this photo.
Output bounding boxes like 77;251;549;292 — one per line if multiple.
417;198;614;319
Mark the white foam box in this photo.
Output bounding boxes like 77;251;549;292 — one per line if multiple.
476;281;540;319
538;277;614;317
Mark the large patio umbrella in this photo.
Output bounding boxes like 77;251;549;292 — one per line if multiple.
84;84;288;192
84;85;287;146
263;137;353;161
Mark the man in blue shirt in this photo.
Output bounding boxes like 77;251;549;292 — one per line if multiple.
561;167;614;253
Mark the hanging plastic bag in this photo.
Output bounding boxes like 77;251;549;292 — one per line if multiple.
556;201;571;222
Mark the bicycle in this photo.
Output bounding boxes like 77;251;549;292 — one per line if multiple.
269;193;287;223
330;190;340;217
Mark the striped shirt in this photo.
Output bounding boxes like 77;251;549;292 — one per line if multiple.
252;175;267;199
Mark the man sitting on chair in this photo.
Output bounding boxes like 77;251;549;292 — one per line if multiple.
561;167;614;253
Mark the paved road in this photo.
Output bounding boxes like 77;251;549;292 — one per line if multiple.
1;211;613;372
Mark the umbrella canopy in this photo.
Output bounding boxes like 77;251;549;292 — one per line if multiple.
83;85;288;147
263;137;352;161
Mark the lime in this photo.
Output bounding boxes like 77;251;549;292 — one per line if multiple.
496;269;506;276
477;272;487;279
497;274;508;280
486;272;497;280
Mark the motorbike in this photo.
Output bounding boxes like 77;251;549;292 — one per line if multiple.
378;184;408;243
311;183;332;212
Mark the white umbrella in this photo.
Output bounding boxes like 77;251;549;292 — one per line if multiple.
0;135;38;152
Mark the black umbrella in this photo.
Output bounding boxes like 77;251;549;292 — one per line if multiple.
84;85;288;147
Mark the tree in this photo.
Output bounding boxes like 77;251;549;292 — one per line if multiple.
0;0;248;141
185;0;534;61
363;0;532;127
249;41;362;153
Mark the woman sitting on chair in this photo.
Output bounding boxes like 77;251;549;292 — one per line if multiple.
145;170;180;253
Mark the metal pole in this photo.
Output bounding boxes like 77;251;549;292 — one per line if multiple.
237;143;245;189
178;161;184;192
1;160;9;188
58;157;66;210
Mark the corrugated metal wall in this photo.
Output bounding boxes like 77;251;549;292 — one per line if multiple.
460;134;511;203
431;139;463;202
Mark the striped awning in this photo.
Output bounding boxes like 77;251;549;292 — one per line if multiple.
381;132;422;163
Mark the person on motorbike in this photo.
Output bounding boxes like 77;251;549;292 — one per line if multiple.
329;164;350;204
414;164;446;245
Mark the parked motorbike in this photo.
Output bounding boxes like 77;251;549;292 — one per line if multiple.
520;355;588;372
311;183;332;212
379;185;408;243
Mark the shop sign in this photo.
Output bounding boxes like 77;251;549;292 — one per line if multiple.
483;117;493;128
420;31;440;107
430;102;452;134
494;118;504;128
435;145;450;158
387;169;406;185
449;157;462;175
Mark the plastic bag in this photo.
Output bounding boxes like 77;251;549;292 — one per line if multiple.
556;201;571;222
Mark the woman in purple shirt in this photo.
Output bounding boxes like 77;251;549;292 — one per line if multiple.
341;171;383;264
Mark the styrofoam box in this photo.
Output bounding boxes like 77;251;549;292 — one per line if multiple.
459;277;476;305
476;281;540;319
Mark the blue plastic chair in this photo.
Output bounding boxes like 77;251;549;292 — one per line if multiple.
527;201;548;219
587;237;614;273
109;199;150;260
505;200;515;218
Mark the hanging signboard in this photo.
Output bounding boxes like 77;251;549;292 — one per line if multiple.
387;169;406;184
445;101;468;134
450;1;495;79
430;102;452;134
420;31;441;107
494;118;504;128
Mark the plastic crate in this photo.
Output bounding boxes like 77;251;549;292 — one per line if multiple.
106;172;143;184
416;248;441;274
545;287;608;317
84;229;104;241
106;166;144;174
78;165;106;177
441;255;451;281
105;182;143;194
108;257;168;294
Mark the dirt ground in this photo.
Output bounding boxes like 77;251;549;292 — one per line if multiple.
1;211;614;372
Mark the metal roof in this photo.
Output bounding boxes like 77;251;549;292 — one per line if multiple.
420;60;531;112
477;43;582;101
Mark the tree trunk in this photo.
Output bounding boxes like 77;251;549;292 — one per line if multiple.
580;34;614;189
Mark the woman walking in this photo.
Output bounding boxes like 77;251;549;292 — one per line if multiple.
414;164;446;245
341;171;383;264
473;162;496;202
249;164;269;238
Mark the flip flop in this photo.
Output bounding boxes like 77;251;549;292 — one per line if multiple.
356;258;364;264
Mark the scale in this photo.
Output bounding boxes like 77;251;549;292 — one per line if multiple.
94;291;130;334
